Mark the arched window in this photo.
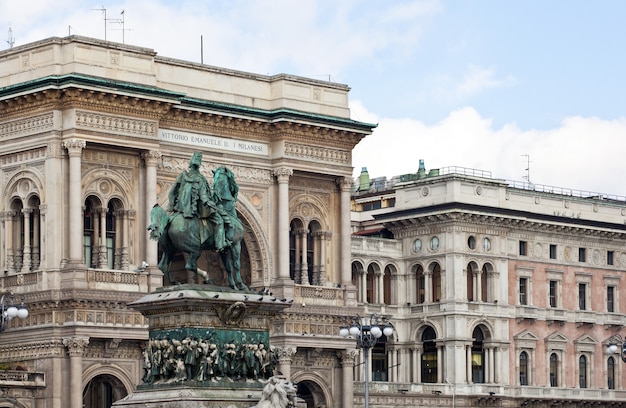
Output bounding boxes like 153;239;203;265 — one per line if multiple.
366;264;379;303
8;199;24;273
83;197;99;268
466;262;477;301
550;353;559;387
289;219;303;282
106;201;118;270
520;351;529;386
432;263;442;302
481;264;489;301
383;265;394;305
472;327;485;383
82;373;128;408
415;265;425;304
421;326;437;383
608;356;616;389
579;355;587;388
307;220;322;285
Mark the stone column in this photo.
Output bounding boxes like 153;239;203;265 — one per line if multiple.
274;167;293;280
4;211;15;272
300;229;309;285
425;271;433;303
98;207;108;269
531;349;536;386
413;347;422;383
275;346;297;379
360;271;366;303
63;336;89;408
319;231;331;286
338;177;352;286
20;208;32;273
466;345;472;384
121;210;130;270
32;208;40;270
340;350;358;408
437;344;443;383
376;271;384;304
142;151;160;267
63;139;86;264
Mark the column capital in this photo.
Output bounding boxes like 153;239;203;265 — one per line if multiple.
273;167;293;183
338;349;359;367
142;150;162;166
63;336;90;357
63;139;86;156
337;177;353;192
275;346;297;363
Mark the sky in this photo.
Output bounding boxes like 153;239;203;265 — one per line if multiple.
2;0;626;196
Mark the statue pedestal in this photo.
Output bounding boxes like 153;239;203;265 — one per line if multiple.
114;285;291;408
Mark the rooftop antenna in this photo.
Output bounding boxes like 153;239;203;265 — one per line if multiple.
522;154;533;187
7;26;15;48
109;9;131;44
91;6;107;40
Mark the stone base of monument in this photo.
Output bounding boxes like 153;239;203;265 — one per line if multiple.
113;384;262;408
113;284;292;408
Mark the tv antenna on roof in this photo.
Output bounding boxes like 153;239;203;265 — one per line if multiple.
7;26;15;48
522;154;533;187
109;10;132;44
92;6;108;40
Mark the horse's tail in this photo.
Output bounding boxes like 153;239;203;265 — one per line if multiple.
147;204;169;241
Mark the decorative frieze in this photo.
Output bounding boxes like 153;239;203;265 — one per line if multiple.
0;113;54;139
75;111;157;137
284;142;350;165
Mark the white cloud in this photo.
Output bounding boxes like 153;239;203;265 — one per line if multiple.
352;103;626;197
455;64;516;99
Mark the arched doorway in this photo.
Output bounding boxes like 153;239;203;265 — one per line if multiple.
83;374;128;408
296;380;327;408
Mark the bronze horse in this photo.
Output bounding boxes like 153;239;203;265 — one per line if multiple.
148;167;248;291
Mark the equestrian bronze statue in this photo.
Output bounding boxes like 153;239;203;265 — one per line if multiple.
148;152;247;291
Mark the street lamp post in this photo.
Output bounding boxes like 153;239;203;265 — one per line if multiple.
340;315;393;408
606;334;626;363
0;292;28;332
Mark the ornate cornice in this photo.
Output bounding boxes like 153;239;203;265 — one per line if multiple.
272;121;365;150
387;211;626;240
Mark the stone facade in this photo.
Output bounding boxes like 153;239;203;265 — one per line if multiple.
0;36;373;408
351;166;626;407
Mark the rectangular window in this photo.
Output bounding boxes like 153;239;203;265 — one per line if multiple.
608;286;615;313
519;278;528;305
608;251;614;266
579;283;586;310
549;244;557;259
579;248;586;262
549;280;557;308
519;241;527;256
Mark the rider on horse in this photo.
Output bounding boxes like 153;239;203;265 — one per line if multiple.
167;152;229;251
